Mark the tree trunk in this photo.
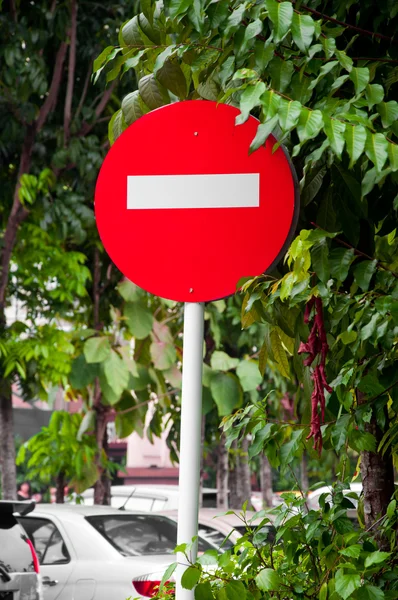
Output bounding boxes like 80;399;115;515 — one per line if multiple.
301;451;309;493
260;455;273;508
0;387;17;500
240;437;252;508
199;415;205;509
56;472;65;503
360;408;394;549
216;434;229;510
93;403;109;505
229;440;242;509
98;425;111;505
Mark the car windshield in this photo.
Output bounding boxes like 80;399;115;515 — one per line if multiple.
86;514;214;557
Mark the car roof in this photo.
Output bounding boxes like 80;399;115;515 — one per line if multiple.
79;485;218;498
158;508;273;527
27;503;175;518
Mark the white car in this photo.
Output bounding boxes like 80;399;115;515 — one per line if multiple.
307;483;362;517
73;485;219;512
17;504;217;600
159;508;275;549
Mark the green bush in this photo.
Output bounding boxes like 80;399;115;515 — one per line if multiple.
155;486;398;600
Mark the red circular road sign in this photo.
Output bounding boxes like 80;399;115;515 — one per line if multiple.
95;100;299;303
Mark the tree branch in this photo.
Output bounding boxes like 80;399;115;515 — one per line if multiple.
78;80;118;137
64;0;78;145
37;41;68;132
293;2;398;44
74;57;93;123
0;126;35;325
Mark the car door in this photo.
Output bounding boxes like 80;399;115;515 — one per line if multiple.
18;517;75;600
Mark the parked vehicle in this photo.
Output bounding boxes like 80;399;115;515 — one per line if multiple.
158;508;275;549
306;482;362;519
0;500;42;600
18;504;217;600
73;485;219;511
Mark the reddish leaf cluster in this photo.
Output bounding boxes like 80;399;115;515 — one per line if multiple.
298;297;332;454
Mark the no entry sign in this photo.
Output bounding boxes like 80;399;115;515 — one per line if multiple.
95;100;298;303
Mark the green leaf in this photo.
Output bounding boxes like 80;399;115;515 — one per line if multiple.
291;12;314;52
157;59;188;98
138;74;169;110
387;499;397;519
118;279;144;302
154;46;177;74
256;568;281;591
353;260;377;291
329;248;355;281
388;142;398;171
255;40;275;72
129;364;152;391
309;61;338;90
280;429;304;467
377;101;398;128
336;50;353;73
258;338;268;376
195;582;215;600
84;337;111;364
324;118;346;159
301;165;326;206
69;354;99;389
361;313;380;341
339;545;361;558
365;132;388;173
330;74;349;93
236;360;262;391
210;372;243;416
160;562;178;591
297;108;323;144
224;3;247;37
350;430;376;452
340;330;357;345
103;349;130;397
270;329;290;379
225;581;247;600
261;89;281;119
349;67;370;95
335;574;361;600
266;0;293;43
357;586;385;600
236;81;266;124
278;100;301;132
169;0;192;20
268;57;294;93
211;351;239;371
181;566;201;590
331;414;351;452
150;341;177;370
125;301;153;339
364;551;391;568
312;240;330;283
345;125;367;169
122;91;148;125
93;45;115;72
121;16;144;46
365;84;384;108
208;1;229;29
242;18;263;50
249;116;279;153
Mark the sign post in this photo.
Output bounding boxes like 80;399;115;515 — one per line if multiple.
95;100;299;600
175;302;204;599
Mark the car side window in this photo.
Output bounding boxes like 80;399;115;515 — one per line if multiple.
18;518;70;566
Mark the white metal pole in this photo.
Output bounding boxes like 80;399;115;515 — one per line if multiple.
175;302;205;600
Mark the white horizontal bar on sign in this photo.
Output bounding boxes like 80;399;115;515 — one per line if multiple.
127;173;260;210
